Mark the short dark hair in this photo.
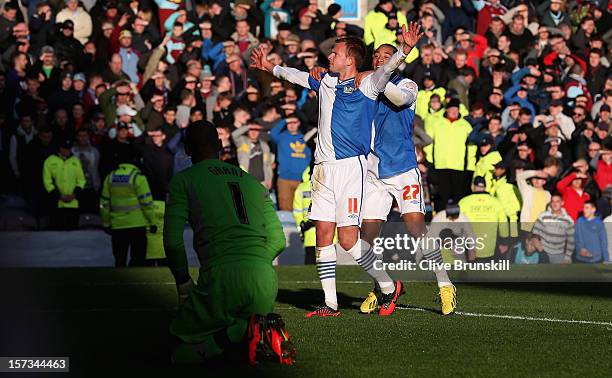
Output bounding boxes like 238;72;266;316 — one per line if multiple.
376;43;398;54
185;120;221;158
4;2;18;11
335;36;366;69
590;48;603;57
544;156;560;168
551;191;563;200
584;200;597;209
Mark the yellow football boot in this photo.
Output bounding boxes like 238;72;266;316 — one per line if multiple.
439;284;457;315
360;290;381;314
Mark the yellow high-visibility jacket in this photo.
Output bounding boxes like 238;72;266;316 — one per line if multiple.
43;154;86;209
100;163;155;229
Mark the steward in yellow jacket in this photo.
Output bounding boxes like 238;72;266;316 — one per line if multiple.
472;136;502;190
43;140;86;230
425;99;475;211
459;177;510;260
293;167;316;264
490;161;521;238
364;0;407;48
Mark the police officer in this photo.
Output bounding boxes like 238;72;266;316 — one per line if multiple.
293;166;316;264
100;150;156;267
43;139;86;230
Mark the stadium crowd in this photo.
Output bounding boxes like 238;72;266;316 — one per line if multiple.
0;0;611;264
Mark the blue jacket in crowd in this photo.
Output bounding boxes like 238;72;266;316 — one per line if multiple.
270;120;311;181
575;216;609;263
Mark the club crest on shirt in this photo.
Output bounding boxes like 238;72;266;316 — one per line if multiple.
343;86;354;94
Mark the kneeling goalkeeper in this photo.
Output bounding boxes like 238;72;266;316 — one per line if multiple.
164;120;295;365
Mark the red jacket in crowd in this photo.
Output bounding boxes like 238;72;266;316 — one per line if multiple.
476;2;507;36
595;159;612;191
556;172;591;222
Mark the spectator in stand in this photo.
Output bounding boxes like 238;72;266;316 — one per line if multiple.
270;117;312;211
139;127;173;201
56;0;93;45
556;169;591;222
43;139;86;230
99;81;144;128
476;0;507;37
533;193;575;264
261;0;291;40
231;121;273;189
593;138;612;192
111;30;140;84
108;105;143;140
72;128;100;213
512;233;544;264
538;0;569;28
575;200;609;263
9;114;36;186
517;168;551;233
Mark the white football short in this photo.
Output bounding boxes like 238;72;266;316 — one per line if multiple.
362;167;426;221
309;155;367;227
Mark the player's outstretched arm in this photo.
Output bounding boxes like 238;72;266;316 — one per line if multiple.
163;175;192;287
384;79;419;107
250;45;316;90
363;22;423;97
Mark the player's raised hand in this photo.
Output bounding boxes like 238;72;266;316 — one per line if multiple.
309;66;327;81
250;46;275;73
400;22;424;55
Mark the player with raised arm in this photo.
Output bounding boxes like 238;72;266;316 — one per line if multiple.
360;44;457;316
251;23;423;317
164;121;295;365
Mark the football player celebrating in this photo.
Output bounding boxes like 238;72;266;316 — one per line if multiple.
360;44;457;316
251;23;423;317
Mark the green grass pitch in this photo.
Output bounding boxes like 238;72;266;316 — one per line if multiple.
1;266;612;377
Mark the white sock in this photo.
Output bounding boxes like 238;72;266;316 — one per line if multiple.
422;248;452;288
316;245;338;310
347;240;395;295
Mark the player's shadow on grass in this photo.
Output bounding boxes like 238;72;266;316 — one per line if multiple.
276;288;363;310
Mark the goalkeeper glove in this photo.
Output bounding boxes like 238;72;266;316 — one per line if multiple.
176;278;194;305
299;220;314;242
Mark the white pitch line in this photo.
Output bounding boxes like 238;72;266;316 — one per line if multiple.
11;306;612;327
71;280;373;286
397;307;612;327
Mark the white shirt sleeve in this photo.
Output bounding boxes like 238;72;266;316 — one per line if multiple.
273;65;319;91
359;48;407;100
384;78;418;107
